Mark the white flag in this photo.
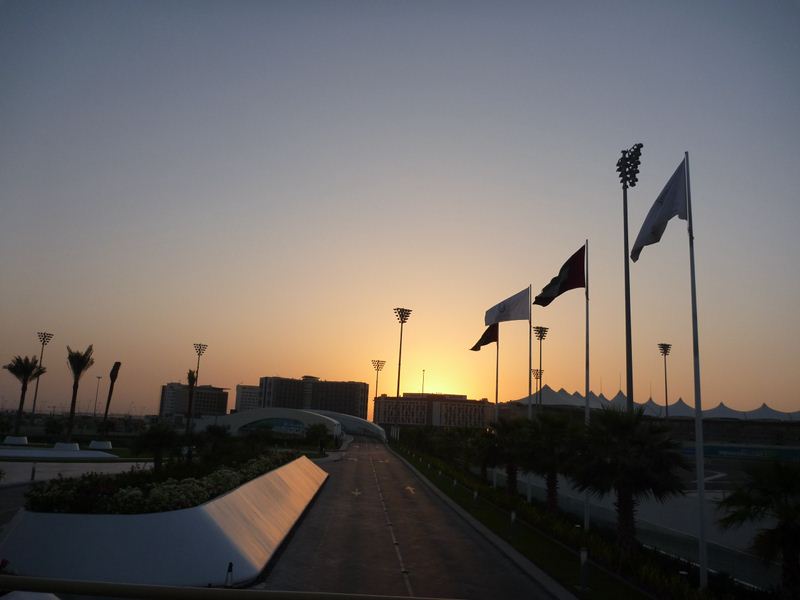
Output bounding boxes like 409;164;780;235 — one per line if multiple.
631;158;688;262
485;287;530;325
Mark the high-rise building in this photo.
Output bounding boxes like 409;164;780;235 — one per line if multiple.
374;393;491;428
258;375;368;419
234;384;261;412
159;383;228;417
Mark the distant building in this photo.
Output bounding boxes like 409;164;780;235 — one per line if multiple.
235;384;261;412
374;393;491;428
258;375;368;419
159;383;228;418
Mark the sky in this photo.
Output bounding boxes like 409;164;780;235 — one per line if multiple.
1;0;798;416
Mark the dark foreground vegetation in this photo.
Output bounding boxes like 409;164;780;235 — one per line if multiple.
394;408;792;599
23;421;332;514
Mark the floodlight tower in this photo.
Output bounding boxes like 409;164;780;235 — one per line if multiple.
371;359;386;400
393;308;412;400
658;343;672;418
532;368;543;406
533;326;549;408
616;142;643;412
193;343;208;384
31;331;54;416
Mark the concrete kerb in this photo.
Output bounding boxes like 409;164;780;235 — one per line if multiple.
389;446;578;600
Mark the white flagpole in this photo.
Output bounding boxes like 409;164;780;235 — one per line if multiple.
495;327;500;423
528;285;533;420
685;151;708;588
581;239;590;588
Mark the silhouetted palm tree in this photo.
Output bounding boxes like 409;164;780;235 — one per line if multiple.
2;355;46;435
523;411;578;512
718;461;800;599
467;426;497;482
491;418;530;497
65;345;95;441
184;369;196;463
101;361;122;430
136;422;178;474
572;407;686;553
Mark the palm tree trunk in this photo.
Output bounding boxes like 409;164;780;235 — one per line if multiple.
102;379;116;429
615;484;637;553
65;380;79;442
185;384;195;464
14;382;28;436
546;469;559;512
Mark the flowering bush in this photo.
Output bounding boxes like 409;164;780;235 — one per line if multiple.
26;450;299;514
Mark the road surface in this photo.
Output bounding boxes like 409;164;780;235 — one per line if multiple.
257;439;559;599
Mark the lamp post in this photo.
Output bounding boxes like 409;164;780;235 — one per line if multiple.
31;331;54;416
532;369;543;407
371;359;385;421
193;343;208;384
616;142;643;412
658;343;672;418
533;327;549;409
93;376;102;418
393;308;412;400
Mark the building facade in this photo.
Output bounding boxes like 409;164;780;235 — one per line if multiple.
258;375;368;419
159;383;229;418
374;393;491;428
234;384;261;412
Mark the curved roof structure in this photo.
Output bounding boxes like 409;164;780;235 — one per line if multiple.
198;408;342;438
309;409;386;442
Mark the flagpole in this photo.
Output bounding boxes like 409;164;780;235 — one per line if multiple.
685;151;708;588
495;327;500;422
580;239;590;589
528;285;533;420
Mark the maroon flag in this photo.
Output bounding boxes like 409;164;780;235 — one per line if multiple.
470;323;498;351
533;245;586;307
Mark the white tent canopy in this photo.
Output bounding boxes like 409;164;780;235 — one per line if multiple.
512;390;796;421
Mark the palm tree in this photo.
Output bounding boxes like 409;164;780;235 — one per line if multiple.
572;407;686;553
523;411;579;512
718;461;800;599
65;345;95;441
184;369;196;463
101;361;122;431
491;418;530;497
136;422;178;475
2;355;46;436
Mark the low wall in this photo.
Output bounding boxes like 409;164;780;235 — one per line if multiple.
0;456;327;586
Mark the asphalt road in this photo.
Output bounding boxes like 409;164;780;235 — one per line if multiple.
256;439;555;599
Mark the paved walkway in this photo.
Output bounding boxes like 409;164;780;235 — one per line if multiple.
257;439;564;599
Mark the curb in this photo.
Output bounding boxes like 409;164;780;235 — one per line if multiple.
389;447;578;600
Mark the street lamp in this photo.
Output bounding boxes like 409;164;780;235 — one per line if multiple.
93;375;102;418
616;142;643;412
393;308;412;399
31;331;54;416
533;326;549;409
658;343;672;418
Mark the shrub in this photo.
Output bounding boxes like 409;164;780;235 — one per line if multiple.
25;450;300;514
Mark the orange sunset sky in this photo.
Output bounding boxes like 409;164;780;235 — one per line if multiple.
1;2;798;415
